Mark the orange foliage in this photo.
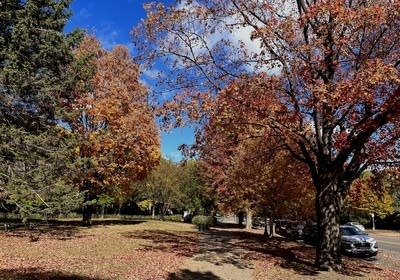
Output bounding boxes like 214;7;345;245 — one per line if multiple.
134;0;400;267
72;36;160;195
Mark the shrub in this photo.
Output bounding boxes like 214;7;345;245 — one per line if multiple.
192;215;214;228
164;214;183;222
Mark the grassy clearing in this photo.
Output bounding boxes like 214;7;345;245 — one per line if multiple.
0;219;199;280
0;220;398;279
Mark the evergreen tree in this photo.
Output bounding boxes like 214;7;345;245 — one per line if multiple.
0;0;83;126
0;0;85;221
0;126;83;221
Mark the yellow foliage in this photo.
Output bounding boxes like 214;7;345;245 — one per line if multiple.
346;172;395;217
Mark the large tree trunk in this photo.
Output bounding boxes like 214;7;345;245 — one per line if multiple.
100;205;105;219
315;180;344;271
117;202;122;216
159;203;166;220
82;185;93;226
82;205;93;226
270;218;275;237
263;216;269;236
264;216;274;238
237;211;244;227
245;208;253;230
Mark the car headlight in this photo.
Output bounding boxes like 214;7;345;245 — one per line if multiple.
342;242;354;248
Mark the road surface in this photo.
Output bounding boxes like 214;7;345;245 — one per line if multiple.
365;231;400;271
373;235;400;258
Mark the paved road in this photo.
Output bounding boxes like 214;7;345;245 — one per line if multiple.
373;235;400;258
365;231;400;268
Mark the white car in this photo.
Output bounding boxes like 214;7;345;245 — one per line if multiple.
346;222;365;231
340;225;378;256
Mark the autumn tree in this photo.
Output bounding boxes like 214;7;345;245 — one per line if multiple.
200;111;314;231
134;0;400;269
377;167;400;212
137;158;181;219
345;170;395;221
177;160;216;215
72;36;160;225
0;0;84;221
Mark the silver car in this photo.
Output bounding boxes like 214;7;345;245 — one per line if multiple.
346;221;365;231
340;225;378;256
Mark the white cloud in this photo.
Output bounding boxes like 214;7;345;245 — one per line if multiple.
171;0;282;75
77;7;91;19
231;25;262;54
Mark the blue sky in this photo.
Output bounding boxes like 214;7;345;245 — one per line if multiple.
65;0;194;161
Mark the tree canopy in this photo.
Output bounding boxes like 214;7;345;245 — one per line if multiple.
0;0;82;128
134;0;400;269
346;170;396;219
137;159;215;218
0;0;84;221
72;36;160;224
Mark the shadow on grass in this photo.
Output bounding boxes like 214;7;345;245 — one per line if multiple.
122;229;199;257
0;268;103;280
123;227;313;271
50;219;147;227
213;222;245;229
340;255;383;277
1;219;146;241
167;269;221;280
200;227;382;277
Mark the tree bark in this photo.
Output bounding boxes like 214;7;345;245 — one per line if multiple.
159;203;166;220
118;202;122;216
100;205;105;219
264;216;270;237
315;180;343;271
245;208;253;230
82;205;93;226
82;184;93;226
237;211;244;227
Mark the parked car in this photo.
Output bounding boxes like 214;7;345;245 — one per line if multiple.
288;221;305;240
252;217;266;229
275;220;304;239
303;224;378;257
340;225;378;256
346;222;365;231
275;219;291;237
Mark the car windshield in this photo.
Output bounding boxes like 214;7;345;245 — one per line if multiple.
341;227;366;236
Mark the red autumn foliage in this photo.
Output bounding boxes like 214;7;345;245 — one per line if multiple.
134;0;400;269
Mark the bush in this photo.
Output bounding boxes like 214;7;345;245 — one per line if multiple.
164;214;183;222
192;215;214;230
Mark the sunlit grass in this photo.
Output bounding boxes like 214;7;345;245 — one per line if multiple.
0;219;199;280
